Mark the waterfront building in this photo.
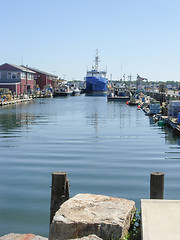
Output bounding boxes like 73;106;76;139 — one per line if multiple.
23;66;59;90
0;63;35;94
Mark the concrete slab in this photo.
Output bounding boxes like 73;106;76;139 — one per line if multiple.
141;199;180;240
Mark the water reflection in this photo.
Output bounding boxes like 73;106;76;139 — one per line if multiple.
0;104;46;136
163;126;180;146
85;97;107;133
148;116;156;125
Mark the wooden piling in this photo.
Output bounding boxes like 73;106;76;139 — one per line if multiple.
150;172;164;199
50;172;69;224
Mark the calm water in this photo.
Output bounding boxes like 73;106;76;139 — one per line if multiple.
1;95;180;236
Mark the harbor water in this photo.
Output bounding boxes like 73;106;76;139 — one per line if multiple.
1;95;180;237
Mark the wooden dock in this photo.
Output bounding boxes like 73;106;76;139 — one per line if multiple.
0;98;33;106
167;117;180;134
0;91;53;107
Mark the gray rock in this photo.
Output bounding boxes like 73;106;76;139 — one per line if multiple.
68;234;102;240
32;236;47;240
49;193;135;240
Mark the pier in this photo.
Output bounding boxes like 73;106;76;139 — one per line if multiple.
0;97;33;106
0;92;53;106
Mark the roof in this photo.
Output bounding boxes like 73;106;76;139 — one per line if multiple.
22;65;58;78
5;63;36;73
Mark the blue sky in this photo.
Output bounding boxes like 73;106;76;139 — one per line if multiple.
1;0;180;81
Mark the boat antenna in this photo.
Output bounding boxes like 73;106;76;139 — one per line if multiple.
94;49;100;71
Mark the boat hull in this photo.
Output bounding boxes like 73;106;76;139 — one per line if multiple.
53;91;72;97
72;90;81;96
85;91;107;97
85;76;107;94
128;101;139;106
107;96;130;101
59;92;72;96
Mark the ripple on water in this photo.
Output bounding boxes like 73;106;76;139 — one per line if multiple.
1;96;180;236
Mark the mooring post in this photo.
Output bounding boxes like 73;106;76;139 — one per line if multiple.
50;172;69;224
150;172;164;199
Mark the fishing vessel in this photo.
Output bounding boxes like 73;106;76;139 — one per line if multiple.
70;84;81;96
107;83;131;101
53;84;73;96
85;50;108;95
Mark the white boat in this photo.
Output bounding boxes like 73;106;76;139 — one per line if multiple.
70;84;81;96
72;87;81;96
54;84;73;96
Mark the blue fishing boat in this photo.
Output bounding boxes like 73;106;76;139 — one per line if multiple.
85;50;108;95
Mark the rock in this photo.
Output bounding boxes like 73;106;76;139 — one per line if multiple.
68;234;102;240
0;234;47;240
49;193;135;240
31;236;47;240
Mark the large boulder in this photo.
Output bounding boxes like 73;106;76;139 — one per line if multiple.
49;193;135;240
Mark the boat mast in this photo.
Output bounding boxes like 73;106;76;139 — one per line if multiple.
94;49;100;71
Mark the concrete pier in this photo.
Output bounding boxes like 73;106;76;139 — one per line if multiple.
141;199;180;240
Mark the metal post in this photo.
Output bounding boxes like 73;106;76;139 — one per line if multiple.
150;172;164;199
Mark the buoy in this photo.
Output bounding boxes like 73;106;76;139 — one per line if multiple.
138;105;141;109
126;101;129;105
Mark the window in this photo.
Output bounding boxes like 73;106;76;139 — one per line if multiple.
27;73;31;80
17;72;20;78
21;72;26;79
12;73;16;78
7;72;11;79
7;72;21;79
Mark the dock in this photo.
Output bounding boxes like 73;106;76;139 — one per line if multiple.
141;199;180;240
0;91;53;107
0;98;33;106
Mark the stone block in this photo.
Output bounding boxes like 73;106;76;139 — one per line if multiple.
49;193;135;240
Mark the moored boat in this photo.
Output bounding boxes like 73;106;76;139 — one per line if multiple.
72;88;81;96
107;84;131;101
107;95;130;101
70;84;81;96
85;50;108;95
54;84;73;96
128;100;140;106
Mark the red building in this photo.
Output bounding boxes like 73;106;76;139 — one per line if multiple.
23;66;58;90
0;63;35;94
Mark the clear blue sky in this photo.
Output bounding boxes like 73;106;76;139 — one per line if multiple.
1;0;180;81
